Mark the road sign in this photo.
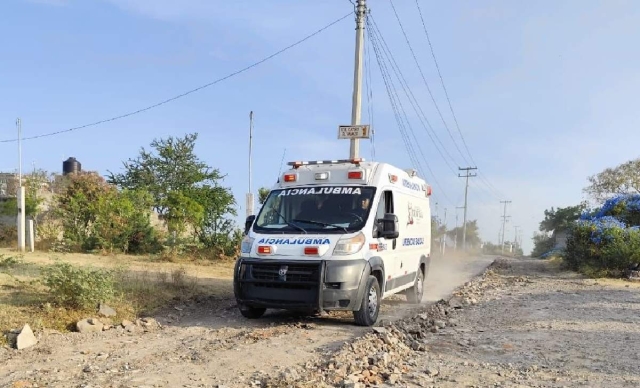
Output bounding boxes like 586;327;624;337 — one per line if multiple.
338;125;371;139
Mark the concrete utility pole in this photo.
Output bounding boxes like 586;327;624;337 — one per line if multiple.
454;206;464;251
349;0;366;159
16;118;25;253
500;200;512;254
246;111;255;219
459;167;477;250
441;208;447;255
514;225;520;251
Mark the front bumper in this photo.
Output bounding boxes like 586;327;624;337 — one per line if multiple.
233;258;368;312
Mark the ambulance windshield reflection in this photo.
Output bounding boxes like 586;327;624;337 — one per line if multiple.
254;186;376;234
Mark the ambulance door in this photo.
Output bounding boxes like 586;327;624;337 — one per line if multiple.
375;188;399;295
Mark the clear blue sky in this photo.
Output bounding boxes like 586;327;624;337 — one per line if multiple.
2;0;640;254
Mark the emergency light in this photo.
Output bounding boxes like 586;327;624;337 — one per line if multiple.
304;246;320;255
314;172;329;180
288;158;365;169
283;173;297;182
257;245;273;255
348;170;364;180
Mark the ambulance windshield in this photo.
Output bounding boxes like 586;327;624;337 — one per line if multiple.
254;186;376;234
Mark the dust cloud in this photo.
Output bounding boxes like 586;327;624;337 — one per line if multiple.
422;253;496;303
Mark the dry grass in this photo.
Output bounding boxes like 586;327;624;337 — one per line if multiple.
0;249;235;345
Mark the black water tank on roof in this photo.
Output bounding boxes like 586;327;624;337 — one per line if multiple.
62;157;81;175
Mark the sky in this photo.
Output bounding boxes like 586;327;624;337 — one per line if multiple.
2;0;640;254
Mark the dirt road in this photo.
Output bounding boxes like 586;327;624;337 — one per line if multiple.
255;257;640;388
0;254;494;387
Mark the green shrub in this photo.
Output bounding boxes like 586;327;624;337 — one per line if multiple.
531;233;555;258
42;262;116;308
0;254;23;270
565;222;640;276
0;225;17;248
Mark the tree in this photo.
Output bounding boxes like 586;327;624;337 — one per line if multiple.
531;232;555;258
54;172;116;249
584;158;640;202
191;185;238;253
92;189;157;253
446;220;481;248
54;172;159;253
107;133;236;234
107;133;238;249
539;204;586;234
258;187;270;205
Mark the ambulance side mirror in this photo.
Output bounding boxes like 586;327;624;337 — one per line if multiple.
377;213;399;239
244;215;256;235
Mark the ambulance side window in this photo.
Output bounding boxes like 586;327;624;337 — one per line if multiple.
375;190;394;220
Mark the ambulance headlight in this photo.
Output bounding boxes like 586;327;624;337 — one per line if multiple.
333;232;365;256
241;236;254;254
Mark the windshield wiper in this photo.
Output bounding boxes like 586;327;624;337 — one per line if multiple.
271;207;307;233
292;219;348;233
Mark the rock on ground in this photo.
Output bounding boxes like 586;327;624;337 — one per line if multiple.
6;324;38;350
76;318;104;333
98;303;117;317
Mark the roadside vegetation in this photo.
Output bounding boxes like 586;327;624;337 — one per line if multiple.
532;157;640;278
0;132;241;260
0;250;233;344
0;133;244;340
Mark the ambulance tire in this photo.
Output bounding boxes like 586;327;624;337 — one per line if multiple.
405;267;425;304
353;275;381;327
238;304;266;319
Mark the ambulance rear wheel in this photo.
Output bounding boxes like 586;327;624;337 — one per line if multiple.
238;304;266;319
406;268;425;304
353;275;381;326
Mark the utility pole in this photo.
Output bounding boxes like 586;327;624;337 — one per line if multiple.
16;118;25;252
500;200;512;254
349;0;366;159
246;111;255;219
441;208;447;255
514;225;520;252
454;206;464;251
459;167;477;250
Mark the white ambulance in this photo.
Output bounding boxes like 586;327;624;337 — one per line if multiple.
234;158;432;326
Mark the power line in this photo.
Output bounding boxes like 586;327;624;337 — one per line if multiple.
388;0;470;167
413;0;473;165
369;15;502;207
0;12;353;144
413;0;506;201
363;17;376;160
367;18;454;206
368;16;459;176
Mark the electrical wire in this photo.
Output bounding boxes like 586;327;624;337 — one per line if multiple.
367;21;454;206
413;0;506;201
388;0;470;167
363;18;376;161
368;16;458;176
0;12;353;143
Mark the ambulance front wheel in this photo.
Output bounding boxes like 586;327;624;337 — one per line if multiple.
238;304;266;319
353;275;381;326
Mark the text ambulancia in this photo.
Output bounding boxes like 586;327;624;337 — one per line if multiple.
234;158;432;326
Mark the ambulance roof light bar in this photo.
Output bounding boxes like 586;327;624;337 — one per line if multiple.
288;158;365;169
